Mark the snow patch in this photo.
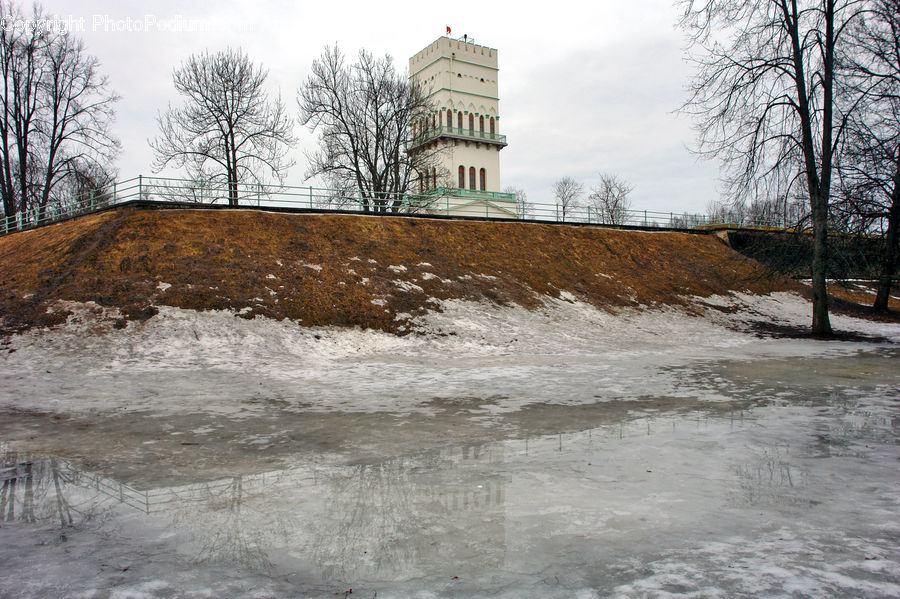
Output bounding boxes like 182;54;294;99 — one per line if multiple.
43;301;125;334
393;280;424;293
2;293;898;419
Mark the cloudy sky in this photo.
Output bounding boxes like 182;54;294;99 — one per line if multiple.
35;0;722;214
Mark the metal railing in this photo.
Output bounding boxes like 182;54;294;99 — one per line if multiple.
407;125;508;150
519;204;801;230
0;174;800;236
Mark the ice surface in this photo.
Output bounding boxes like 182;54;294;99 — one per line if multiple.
0;292;899;598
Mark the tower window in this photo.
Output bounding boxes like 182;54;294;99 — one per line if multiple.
469;167;476;190
480;168;486;191
458;165;465;189
457;112;463;129
468;114;474;131
446;109;452;127
490;117;495;135
479;116;484;133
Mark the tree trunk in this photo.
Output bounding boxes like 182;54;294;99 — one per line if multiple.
873;146;900;312
811;189;833;336
36;197;47;225
228;179;238;207
0;128;16;227
229;144;239;207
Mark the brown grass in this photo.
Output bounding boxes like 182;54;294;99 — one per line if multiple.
816;280;900;323
0;207;828;336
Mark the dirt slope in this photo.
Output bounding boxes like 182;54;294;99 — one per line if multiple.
0;207;795;335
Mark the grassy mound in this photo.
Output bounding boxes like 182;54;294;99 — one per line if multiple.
0;207;796;335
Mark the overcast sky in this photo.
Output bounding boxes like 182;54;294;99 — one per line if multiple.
35;0;722;214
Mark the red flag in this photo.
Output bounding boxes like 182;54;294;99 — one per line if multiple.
446;26;451;35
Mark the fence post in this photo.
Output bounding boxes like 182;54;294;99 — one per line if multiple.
138;175;143;202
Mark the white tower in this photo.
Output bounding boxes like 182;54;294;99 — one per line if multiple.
408;36;515;217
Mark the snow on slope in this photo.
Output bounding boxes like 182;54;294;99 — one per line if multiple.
1;292;899;599
2;292;897;418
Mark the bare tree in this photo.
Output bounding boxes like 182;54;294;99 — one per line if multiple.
44;161;115;217
679;0;870;336
553;176;583;221
707;194;808;227
588;172;633;225
0;0;118;226
151;48;295;207
299;45;439;214
503;185;532;218
836;0;899;310
38;32;119;219
0;1;44;221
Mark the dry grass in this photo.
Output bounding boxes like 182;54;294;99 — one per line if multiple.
818;280;900;323
0;206;858;336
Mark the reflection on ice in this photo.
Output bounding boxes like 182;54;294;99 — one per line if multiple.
1;442;515;582
1;455;112;527
312;446;509;580
1;350;899;597
734;445;811;507
4;383;896;587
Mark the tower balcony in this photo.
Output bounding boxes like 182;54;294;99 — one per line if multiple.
408;187;517;218
407;126;508;151
419;186;515;203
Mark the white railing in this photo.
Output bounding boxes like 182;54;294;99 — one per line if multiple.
0;175;799;235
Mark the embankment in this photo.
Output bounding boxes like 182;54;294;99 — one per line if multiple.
0;207;796;335
721;228;894;279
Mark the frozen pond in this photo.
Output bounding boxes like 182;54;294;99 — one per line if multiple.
1;297;899;597
2;351;899;597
